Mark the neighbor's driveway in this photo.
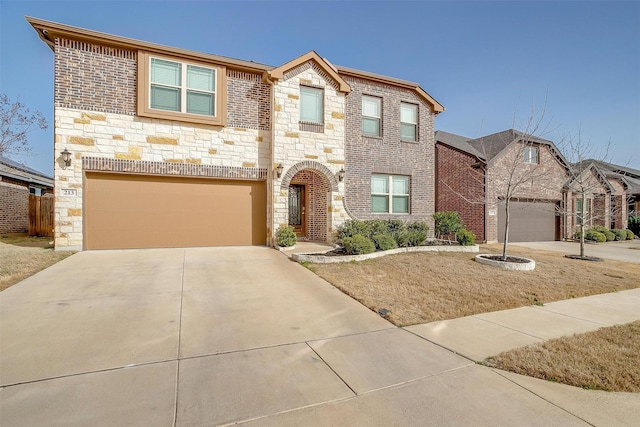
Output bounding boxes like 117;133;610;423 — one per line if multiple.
511;239;640;263
0;246;620;426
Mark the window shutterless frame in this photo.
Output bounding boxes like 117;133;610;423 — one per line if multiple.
362;95;382;137
371;174;410;214
137;51;227;127
299;86;324;124
400;103;418;142
523;146;539;164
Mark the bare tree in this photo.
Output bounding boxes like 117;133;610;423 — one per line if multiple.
0;94;48;157
558;130;614;258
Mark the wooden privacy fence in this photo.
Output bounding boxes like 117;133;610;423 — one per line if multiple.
29;195;54;237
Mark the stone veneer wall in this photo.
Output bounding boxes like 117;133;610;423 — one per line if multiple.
484;143;567;242
271;60;349;242
290;170;330;241
0;178;29;233
53;38;271;249
435;143;485;241
342;75;436;233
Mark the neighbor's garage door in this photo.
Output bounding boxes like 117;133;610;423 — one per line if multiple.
497;201;558;242
84;173;266;250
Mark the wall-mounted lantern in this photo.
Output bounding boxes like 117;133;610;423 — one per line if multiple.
61;148;72;169
276;163;284;178
337;168;345;182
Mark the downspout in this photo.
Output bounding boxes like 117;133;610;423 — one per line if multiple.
263;71;276;246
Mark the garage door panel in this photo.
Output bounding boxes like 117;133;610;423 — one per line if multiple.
85;173;266;250
497;201;558;242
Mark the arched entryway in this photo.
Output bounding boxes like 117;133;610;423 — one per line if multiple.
280;161;339;242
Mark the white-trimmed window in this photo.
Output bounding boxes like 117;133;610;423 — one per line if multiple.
524;146;539;164
400;103;418;142
300;86;324;124
137;52;226;126
362;95;381;136
576;198;589;225
371;174;410;214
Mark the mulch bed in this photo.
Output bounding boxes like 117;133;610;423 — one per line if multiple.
479;255;532;264
564;254;604;262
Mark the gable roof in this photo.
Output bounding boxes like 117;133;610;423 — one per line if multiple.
434;130;484;159
337;65;445;114
267;51;351;93
466;129;552;161
578;159;640;194
0;156;54;187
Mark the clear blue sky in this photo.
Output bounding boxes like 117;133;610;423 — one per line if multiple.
1;0;639;175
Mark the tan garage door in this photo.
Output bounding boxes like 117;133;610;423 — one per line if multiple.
85;173;266;250
497;201;558;242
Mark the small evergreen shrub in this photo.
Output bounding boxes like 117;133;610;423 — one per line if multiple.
433;211;463;239
395;230;427;247
342;234;376;255
386;220;406;239
372;234;398;251
336;220;371;241
612;229;627;241
591;226;615;242
275;225;297;247
629;216;640;236
456;228;476;246
626;229;636;240
368;220;389;237
585;229;606;243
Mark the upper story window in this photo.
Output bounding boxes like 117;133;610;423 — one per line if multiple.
371;174;410;214
400;103;418;142
524;146;539;164
362;95;382;137
300;86;324;124
138;52;226;126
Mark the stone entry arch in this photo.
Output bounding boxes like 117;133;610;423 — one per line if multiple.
286;168;331;241
280;160;339;192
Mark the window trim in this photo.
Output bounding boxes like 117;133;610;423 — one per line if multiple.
138;51;227;126
371;174;410;214
523;146;539;164
362;95;382;137
400;102;418;142
299;85;324;125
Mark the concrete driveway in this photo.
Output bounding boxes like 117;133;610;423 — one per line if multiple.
0;246;627;426
511;239;640;263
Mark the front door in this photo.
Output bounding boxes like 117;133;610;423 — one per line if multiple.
288;184;306;237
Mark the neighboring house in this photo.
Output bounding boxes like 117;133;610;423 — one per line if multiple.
0;156;54;234
436;129;568;243
29;17;444;251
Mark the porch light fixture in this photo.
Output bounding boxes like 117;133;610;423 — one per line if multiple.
276;163;284;178
61;148;72;169
337;168;345;182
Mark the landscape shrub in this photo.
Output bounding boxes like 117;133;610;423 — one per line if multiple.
585;229;606;243
342;234;376;255
395;229;427;247
367;220;389;237
275;225;297;247
626;229;636;240
433;211;463;240
336;220;371;241
592;225;615;242
372;234;398;251
612;229;627;241
629;216;640;236
456;228;476;246
385;220;406;239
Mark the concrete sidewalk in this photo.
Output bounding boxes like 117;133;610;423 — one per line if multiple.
1;247;639;426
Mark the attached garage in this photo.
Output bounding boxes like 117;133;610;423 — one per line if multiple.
497;200;559;242
84;173;266;250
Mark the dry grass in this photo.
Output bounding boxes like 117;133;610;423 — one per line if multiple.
0;234;74;292
310;244;640;326
484;321;640;392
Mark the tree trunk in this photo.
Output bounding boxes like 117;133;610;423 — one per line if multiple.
580;194;586;257
502;199;510;261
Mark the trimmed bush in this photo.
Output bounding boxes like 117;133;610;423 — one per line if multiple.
612;229;627;241
629;216;640;236
275;225;297;247
592;225;615;242
585;229;606;243
336;220;371;241
456;228;476;246
342;234;376;255
433;211;463;239
626;229;636;240
396;229;427;247
372;234;398;251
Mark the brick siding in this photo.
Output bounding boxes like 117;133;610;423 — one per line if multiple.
435;143;485;241
0;179;29;233
341;76;435;232
290;170;330;241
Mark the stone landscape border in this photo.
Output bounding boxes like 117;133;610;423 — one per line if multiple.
292;244;480;264
475;254;536;271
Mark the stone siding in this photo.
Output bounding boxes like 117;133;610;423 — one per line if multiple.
0;179;29;233
271;61;348;242
342;75;436;233
435;143;485;241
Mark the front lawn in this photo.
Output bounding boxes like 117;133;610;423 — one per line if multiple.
0;234;74;292
309;243;640;326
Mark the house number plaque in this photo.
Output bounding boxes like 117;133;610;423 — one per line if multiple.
62;189;77;196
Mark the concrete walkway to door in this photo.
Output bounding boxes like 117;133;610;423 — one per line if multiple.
1;246;638;426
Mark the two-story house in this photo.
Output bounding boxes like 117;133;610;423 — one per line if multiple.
29;17;444;251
